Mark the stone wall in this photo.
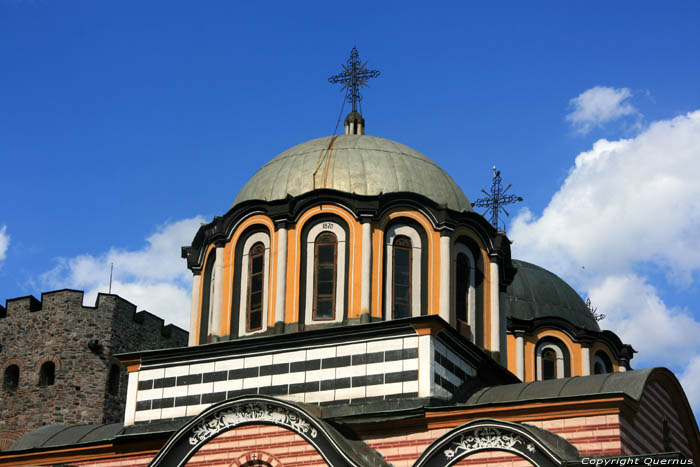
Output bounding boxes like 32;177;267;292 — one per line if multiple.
0;289;187;448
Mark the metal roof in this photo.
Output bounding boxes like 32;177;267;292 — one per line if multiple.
7;423;123;452
504;259;600;332
232;135;473;212
465;368;655;406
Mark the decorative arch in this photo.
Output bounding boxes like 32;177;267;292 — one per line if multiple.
299;215;349;326
414;419;580;467
451;234;485;346
535;337;571;380
237;231;271;336
384;222;425;319
150;396;372;467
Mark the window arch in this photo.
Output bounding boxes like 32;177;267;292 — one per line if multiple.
107;364;120;396
542;348;557;380
535;337;571;380
199;248;217;344
594;350;613;374
3;365;19;392
392;236;412;319
236;231;271;336
384;224;422;319
38;361;55;387
453;237;484;345
453;243;478;341
303;220;347;326
313;232;337;320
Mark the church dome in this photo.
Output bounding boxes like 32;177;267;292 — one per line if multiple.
232;135;473;212
504;260;600;332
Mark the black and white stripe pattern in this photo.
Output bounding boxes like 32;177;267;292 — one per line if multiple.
432;339;475;398
133;336;419;422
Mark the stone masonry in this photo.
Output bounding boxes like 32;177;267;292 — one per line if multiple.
0;289;188;450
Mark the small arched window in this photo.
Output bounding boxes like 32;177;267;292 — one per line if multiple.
392;236;412;319
313;232;337;320
455;253;470;323
247;242;265;332
107;364;120;396
39;361;55;387
3;365;19;392
542;348;557;380
594;351;613;374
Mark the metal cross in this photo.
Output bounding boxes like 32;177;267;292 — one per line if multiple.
472;166;523;231
328;47;380;113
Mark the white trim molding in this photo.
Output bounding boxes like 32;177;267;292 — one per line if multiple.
238;232;271;336
304;221;346;325
536;342;565;380
188;274;201;347
384;224;422;319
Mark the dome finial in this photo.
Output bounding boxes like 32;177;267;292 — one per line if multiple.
329;47;380;135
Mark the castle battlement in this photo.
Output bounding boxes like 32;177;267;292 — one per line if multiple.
1;289;187;342
0;289;188;448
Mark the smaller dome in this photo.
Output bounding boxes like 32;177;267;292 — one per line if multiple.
504;260;600;332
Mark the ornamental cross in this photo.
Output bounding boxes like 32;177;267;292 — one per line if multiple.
472;166;523;231
328;47;380;112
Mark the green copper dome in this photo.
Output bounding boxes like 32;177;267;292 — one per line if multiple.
504;260;600;332
233;135;472;212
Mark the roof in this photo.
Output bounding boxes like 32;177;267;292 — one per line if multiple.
504;259;600;332
232;135;473;212
464;368;655;406
7;423;123;452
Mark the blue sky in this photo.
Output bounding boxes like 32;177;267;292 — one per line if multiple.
2;2;700;412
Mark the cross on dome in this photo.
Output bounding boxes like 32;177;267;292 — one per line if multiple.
328;47;380;113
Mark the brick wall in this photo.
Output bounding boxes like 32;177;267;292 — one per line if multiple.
186;424;326;467
0;290;187;446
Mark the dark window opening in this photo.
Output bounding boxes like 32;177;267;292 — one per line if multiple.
313;232;337;320
247;242;265;331
542;348;557;380
455;253;470;323
594;351;613;374
3;365;19;392
39;361;55;387
107;364;120;396
392;236;412;319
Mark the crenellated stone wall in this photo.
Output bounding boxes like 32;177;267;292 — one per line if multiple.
0;289;188;450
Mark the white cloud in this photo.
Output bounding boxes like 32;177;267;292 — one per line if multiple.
680;356;700;418
0;225;8;263
566;86;640;134
510;110;700;414
41;216;205;330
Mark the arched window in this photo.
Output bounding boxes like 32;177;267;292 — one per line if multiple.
3;365;19;392
107;364;120;396
313;232;337;320
392;236;412;319
236;231;271;337
39;361;55;387
302;220;347;326
594;351;613;374
384;224;422;319
453;240;482;344
199;248;217;344
542;348;557;380
535;338;570;381
455;253;470;324
247;242;265;332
